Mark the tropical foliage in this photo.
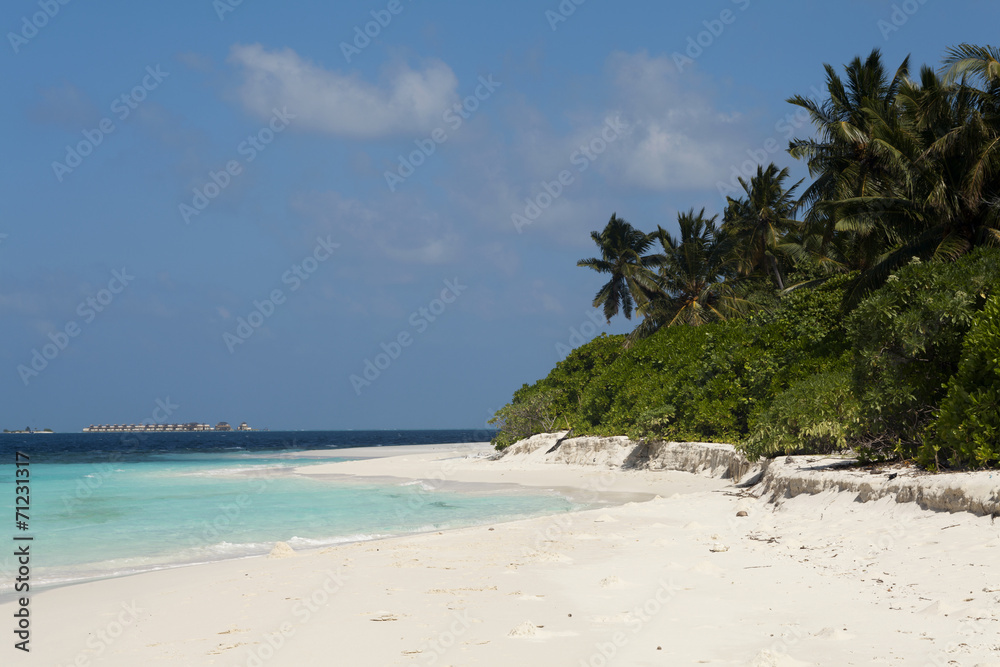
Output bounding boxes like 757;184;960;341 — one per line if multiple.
492;44;1000;470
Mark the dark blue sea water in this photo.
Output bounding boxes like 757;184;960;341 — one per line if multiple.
0;430;579;594
0;429;497;463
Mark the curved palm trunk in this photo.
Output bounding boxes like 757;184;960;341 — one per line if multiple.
769;255;785;291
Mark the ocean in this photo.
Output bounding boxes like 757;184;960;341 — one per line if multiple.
0;430;579;595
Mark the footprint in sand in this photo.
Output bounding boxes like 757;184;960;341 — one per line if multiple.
600;576;626;589
591;612;635;624
918;600;959;616
690;561;726;576
813;627;855;640
506;621;576;639
531;551;574;564
748;649;812;666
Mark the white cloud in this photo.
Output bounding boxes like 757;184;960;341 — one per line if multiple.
228;44;459;138
290;190;459;266
589;51;748;190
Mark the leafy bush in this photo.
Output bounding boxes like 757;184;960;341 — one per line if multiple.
741;357;860;461
493;276;856;452
491;254;1000;468
921;294;1000;469
488;334;625;450
488;387;563;451
844;249;1000;458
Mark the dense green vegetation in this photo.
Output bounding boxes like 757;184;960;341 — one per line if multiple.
491;45;1000;470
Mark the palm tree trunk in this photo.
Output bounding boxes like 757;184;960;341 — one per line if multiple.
770;255;785;291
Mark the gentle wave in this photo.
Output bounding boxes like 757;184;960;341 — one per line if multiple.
398;480;439;491
0;533;395;594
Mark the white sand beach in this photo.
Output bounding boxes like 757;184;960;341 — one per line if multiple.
5;438;1000;666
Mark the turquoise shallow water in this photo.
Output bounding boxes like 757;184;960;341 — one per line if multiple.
0;451;578;592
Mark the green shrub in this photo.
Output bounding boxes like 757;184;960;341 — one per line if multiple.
488;387;563;451
921;295;1000;469
740;357;860;461
845;249;1000;458
488;334;625;450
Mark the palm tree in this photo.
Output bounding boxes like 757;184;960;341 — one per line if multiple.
831;59;1000;303
787;49;911;271
629;209;749;339
577;213;660;322
723;164;803;290
942;43;1000;91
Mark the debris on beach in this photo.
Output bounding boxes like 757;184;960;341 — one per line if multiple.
267;541;295;558
507;621;539;637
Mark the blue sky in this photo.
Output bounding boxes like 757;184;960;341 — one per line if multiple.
2;0;995;431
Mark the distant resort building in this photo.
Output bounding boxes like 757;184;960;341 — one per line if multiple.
83;422;253;433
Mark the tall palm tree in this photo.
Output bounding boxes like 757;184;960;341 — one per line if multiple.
832;60;1000;304
787;49;911;271
629;209;748;339
577;213;660;322
723;164;803;290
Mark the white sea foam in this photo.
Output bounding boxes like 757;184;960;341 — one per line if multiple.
172;464;293;478
398;480;438;491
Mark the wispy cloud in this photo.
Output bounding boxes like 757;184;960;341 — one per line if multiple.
228;44;459;139
291;190;460;267
594;50;747;190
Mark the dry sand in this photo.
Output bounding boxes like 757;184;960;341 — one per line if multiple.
4;441;1000;666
